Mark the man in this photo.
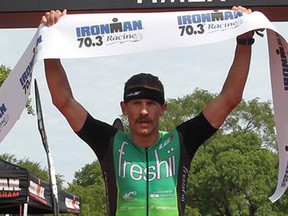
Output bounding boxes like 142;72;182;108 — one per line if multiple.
42;6;254;216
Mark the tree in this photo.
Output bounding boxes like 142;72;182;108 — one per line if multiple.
18;157;49;181
158;89;285;215
185;131;283;215
223;98;276;150
67;161;107;216
160;88;215;131
0;153;65;189
0;64;34;114
72;89;285;215
72;161;104;187
161;89;276;151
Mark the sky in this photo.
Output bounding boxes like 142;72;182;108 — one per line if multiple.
0;18;287;185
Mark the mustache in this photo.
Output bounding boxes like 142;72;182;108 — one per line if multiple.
136;117;152;123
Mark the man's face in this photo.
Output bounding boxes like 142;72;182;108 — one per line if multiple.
121;99;167;138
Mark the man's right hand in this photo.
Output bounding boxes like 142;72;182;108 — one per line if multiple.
41;9;67;27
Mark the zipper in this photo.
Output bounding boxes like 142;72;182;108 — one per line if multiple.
145;147;149;216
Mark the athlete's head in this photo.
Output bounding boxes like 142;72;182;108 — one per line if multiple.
123;73;165;105
121;73;167;142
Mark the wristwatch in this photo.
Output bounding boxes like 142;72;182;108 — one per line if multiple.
236;37;255;45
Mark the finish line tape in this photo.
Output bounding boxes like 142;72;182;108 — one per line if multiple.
0;9;287;202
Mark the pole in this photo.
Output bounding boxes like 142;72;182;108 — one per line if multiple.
34;79;59;215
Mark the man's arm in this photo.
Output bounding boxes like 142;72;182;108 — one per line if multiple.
44;59;88;132
203;6;254;129
42;10;87;132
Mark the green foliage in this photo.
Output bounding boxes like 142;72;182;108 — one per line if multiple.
18;157;49;181
2;88;284;215
159;89;283;215
185;130;284;215
68;160;107;215
223;98;276;150
67;183;107;216
0;153;65;189
0;64;34;115
184;205;201;216
0;65;10;86
72;160;104;187
0;152;19;164
160;88;215;131
118;89;283;215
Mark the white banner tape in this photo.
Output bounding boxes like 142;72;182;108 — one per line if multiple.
0;9;287;202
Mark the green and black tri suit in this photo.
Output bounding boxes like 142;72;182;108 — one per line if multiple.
77;112;217;216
